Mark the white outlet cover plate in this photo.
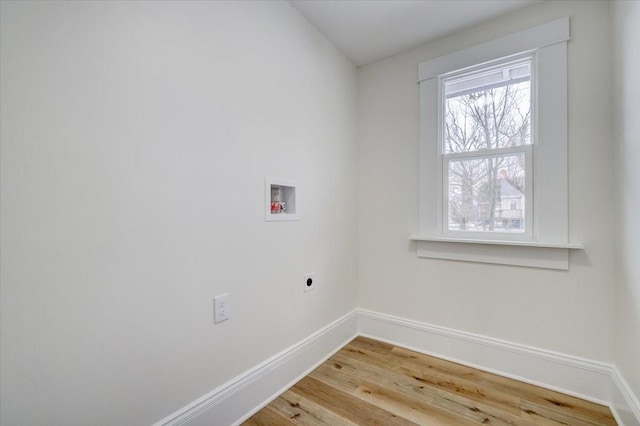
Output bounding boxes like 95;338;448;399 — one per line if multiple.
304;273;315;292
214;293;230;323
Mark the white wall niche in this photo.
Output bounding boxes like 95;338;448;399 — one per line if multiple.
265;177;299;222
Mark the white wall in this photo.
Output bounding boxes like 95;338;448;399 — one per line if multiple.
612;0;640;400
357;1;615;362
0;1;358;425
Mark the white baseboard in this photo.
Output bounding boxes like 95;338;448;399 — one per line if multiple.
612;365;640;426
154;308;639;426
358;309;640;426
153;310;358;426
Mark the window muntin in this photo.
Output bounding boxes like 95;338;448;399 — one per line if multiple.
441;57;533;237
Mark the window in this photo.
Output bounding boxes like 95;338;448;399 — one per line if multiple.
443;57;532;238
413;18;582;270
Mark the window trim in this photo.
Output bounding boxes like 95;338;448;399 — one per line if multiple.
414;18;582;270
417;18;570;83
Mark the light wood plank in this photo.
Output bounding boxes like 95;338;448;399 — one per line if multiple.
327;351;531;425
353;381;477;426
267;389;359;426
389;345;616;425
350;339;614;425
293;376;418;426
244;406;297;425
339;343;528;420
244;337;617;426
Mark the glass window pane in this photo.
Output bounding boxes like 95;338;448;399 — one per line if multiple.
443;60;531;154
448;154;525;233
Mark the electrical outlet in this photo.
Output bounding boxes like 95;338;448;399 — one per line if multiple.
214;293;230;323
303;273;315;292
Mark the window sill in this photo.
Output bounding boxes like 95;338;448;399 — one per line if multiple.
410;236;583;249
409;236;583;270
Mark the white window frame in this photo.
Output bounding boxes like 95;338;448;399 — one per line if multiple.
412;18;583;270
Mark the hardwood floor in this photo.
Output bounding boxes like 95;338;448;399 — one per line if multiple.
244;337;617;425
